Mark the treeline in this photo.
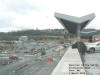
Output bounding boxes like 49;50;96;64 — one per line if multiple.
0;29;65;41
0;28;98;41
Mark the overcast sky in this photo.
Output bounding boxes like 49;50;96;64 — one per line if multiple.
0;0;100;32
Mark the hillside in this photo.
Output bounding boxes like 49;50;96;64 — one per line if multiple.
0;29;65;41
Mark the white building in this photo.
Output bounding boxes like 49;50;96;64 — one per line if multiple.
19;36;28;41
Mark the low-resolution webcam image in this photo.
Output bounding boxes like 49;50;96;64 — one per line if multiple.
0;0;100;75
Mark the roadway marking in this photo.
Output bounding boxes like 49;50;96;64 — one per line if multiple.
15;64;28;71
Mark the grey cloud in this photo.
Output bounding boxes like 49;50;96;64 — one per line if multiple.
2;0;43;14
0;0;43;32
0;16;15;28
8;25;33;30
0;22;34;32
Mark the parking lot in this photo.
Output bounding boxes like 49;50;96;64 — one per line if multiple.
84;52;100;75
0;42;68;75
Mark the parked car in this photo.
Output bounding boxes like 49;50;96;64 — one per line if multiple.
0;57;12;65
9;55;19;60
63;43;71;48
1;51;8;54
86;42;100;53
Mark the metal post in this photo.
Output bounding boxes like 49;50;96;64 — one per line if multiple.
76;25;81;53
76;25;81;39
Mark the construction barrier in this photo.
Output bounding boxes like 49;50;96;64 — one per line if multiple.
45;58;53;62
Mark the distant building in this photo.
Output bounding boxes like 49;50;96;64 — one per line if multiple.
80;30;100;42
92;34;100;42
19;36;28;41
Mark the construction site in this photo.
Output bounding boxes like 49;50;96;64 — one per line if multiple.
0;35;69;75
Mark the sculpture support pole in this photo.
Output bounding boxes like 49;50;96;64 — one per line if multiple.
76;25;81;42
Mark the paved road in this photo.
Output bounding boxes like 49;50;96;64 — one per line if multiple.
0;56;33;75
84;52;100;75
0;44;67;75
